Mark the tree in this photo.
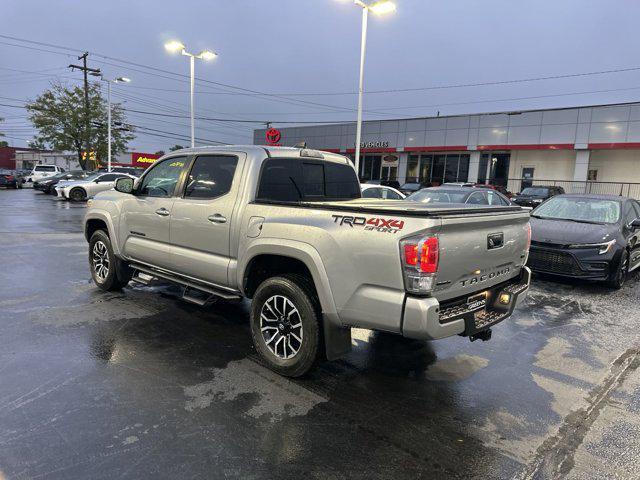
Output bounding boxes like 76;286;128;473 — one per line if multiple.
154;150;165;156
26;82;134;170
0;141;7;148
169;144;185;152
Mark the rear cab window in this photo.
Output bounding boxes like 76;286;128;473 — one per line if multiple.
256;157;360;203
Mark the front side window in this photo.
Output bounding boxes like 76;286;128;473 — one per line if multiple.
362;188;382;199
623;202;636;226
184;155;238;199
467;192;488;205
138;156;186;197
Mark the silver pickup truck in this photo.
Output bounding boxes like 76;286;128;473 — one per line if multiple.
83;146;531;377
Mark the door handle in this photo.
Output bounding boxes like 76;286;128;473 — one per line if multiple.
208;214;227;224
155;208;170;217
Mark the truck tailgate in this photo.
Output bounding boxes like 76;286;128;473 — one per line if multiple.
433;210;530;301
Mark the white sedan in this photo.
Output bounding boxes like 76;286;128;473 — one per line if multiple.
55;172;137;201
361;184;406;200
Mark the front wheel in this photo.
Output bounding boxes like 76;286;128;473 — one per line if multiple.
250;275;322;377
89;230;132;291
607;250;629;289
69;187;86;202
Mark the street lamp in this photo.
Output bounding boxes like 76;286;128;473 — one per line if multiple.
101;76;131;172
352;0;396;178
164;40;218;148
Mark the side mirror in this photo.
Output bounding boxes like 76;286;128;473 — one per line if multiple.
115;177;134;194
631;218;640;229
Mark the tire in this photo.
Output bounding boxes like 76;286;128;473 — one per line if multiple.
89;230;132;291
607;250;629;289
250;274;322;377
69;187;86;202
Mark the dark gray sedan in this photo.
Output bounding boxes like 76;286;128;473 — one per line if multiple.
528;194;640;288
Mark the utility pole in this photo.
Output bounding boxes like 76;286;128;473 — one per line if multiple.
69;52;100;169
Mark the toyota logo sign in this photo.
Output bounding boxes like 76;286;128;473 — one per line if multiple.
266;128;281;145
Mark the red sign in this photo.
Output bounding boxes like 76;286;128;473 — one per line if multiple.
131;152;161;168
266;128;281;145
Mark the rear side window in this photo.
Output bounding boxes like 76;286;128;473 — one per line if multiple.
257;158;360;202
487;190;508;206
35;166;56;172
184;155;238;199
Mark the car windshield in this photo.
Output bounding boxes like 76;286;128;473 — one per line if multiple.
533;197;621;224
521;187;549;196
406;189;468;203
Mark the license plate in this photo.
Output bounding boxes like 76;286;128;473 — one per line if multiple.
466;293;486;312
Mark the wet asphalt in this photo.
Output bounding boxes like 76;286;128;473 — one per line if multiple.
1;189;639;479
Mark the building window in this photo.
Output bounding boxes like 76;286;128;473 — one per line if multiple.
588;169;598;181
407;155;419;182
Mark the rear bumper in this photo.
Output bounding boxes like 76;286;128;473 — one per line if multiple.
401;267;531;340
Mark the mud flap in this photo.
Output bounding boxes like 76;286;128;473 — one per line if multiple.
323;315;352;361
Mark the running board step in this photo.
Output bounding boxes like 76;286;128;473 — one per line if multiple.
129;262;242;302
130;272;157;286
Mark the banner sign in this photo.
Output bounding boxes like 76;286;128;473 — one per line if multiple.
131;152;161;168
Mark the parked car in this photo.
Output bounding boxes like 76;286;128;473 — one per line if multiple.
399;182;428;196
0;169;22;189
406;186;514;206
361;184;405;199
56;172;136;201
34;170;90;194
511;186;564;207
27;164;65;183
527;194;640;289
83;146;531;377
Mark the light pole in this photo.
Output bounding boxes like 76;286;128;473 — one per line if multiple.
101;76;131;172
164;40;217;148
352;0;396;178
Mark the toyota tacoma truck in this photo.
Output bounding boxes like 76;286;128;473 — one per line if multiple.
83;146;531;377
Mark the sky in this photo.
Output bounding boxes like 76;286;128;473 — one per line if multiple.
2;0;640;152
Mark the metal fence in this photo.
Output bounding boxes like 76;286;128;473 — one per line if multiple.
505;178;640;199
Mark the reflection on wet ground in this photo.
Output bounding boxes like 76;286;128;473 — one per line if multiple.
1;189;640;479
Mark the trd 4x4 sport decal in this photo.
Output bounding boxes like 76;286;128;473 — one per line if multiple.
331;215;404;234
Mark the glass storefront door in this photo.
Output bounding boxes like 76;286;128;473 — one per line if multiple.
478;152;510;187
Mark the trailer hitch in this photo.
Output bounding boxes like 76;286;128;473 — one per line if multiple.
469;329;492;342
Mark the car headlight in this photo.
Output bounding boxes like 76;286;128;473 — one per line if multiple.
532;199;543;203
568;239;616;255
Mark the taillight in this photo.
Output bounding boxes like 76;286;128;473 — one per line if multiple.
6;175;13;181
400;235;439;294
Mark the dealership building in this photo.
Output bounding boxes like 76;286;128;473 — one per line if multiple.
253;101;640;196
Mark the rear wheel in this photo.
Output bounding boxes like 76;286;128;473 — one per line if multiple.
69;187;86;202
607;250;629;289
89;230;132;291
250;274;321;377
